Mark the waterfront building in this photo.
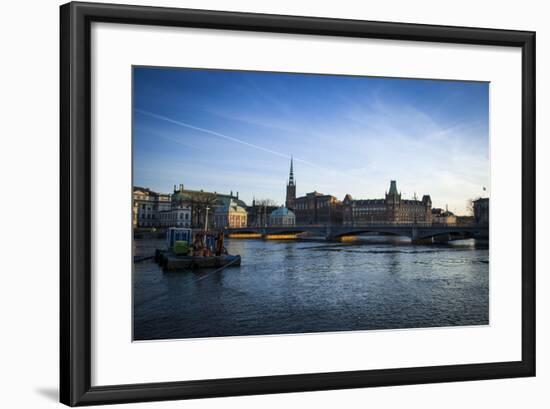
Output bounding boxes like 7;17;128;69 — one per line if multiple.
247;198;279;227
159;204;191;228
213;199;248;228
269;206;296;226
133;186;171;228
133;184;247;229
285;157;296;210
283;158;342;225
171;183;247;229
342;180;432;225
432;207;457;225
473;197;489;225
293;192;343;225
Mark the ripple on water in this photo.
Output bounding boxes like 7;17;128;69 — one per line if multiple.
133;238;489;340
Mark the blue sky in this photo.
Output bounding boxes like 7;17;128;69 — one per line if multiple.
133;67;489;215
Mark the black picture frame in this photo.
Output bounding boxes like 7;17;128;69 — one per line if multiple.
60;1;536;406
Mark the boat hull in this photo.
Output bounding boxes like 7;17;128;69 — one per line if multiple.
155;250;241;271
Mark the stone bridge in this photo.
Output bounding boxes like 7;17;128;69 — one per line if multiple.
225;223;488;243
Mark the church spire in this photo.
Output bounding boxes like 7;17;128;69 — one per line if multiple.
288;156;295;186
285;156;296;210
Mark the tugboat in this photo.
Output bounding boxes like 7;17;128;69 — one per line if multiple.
155;227;241;271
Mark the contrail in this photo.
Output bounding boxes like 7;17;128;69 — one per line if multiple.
134;108;316;167
134;108;371;189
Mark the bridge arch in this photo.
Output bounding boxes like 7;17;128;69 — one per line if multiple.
225;229;261;235
330;229;411;239
416;230;477;241
225;225;487;242
225;227;313;236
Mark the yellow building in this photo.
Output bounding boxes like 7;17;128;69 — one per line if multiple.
431;208;457;225
213;199;248;228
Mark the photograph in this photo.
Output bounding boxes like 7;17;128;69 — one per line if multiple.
132;66;490;341
0;0;542;407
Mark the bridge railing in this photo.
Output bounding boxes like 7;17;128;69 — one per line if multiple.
343;221;434;228
225;222;487;231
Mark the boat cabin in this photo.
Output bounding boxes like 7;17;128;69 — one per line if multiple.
166;227;192;249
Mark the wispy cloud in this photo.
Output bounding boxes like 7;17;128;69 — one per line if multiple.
134;108;376;190
135;108;316;166
133;68;489;214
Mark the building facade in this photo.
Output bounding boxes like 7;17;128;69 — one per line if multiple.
269;207;296;226
473;197;489;225
133;186;171;228
158;205;192;228
247;199;279;227
431;207;457;225
171;183;247;229
342;180;432;225
293;192;343;225
133;184;248;229
213;199;248;228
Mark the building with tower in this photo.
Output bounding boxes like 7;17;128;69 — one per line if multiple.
285;157;296;210
342;180;433;225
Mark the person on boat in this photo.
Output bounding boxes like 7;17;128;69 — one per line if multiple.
191;232;205;257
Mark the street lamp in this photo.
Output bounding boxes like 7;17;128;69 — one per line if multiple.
204;206;210;232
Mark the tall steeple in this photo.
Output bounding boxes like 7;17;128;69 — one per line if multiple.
285;156;296;210
288;156;295;186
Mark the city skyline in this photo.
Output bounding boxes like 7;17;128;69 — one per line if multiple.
133;67;489;215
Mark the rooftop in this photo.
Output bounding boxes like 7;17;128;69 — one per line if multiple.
270;207;296;217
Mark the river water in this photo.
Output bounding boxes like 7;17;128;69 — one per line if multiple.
133;237;489;341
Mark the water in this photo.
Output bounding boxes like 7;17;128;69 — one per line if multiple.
133;237;489;341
